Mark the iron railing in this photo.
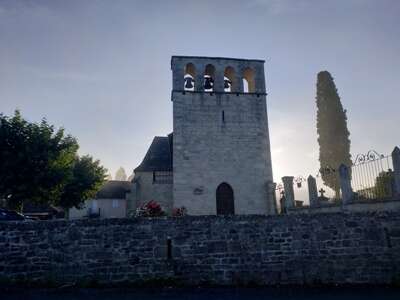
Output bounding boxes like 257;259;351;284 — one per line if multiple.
351;152;394;200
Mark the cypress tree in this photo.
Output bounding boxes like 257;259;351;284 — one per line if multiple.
316;71;351;198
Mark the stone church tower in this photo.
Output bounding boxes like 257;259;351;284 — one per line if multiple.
171;56;276;215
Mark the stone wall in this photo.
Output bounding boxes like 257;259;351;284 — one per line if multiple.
131;171;173;214
288;198;400;215
171;56;274;216
1;212;400;286
172;91;274;215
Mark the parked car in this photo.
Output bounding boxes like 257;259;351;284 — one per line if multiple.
0;208;27;221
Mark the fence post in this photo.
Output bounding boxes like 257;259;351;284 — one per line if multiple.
339;164;353;205
308;175;319;207
392;146;400;198
282;176;295;210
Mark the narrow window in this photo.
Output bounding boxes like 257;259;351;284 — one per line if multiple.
92;200;98;211
167;238;172;260
112;200;119;208
222;110;225;123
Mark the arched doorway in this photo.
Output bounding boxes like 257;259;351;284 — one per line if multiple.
216;183;235;215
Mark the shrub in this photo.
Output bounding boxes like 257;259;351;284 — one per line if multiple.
172;206;187;217
135;200;165;217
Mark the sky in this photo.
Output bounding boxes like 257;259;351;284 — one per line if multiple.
0;0;399;191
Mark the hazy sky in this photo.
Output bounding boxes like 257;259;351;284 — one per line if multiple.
1;0;399;187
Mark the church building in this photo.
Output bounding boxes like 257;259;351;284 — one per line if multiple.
129;56;276;215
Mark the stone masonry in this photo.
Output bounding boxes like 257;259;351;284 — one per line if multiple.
1;211;400;286
171;56;274;215
132;171;173;214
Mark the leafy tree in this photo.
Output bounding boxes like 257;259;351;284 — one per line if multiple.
58;155;107;209
316;71;351;198
115;167;127;181
0;110;106;210
106;173;113;180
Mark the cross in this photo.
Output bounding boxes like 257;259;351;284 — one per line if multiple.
319;188;326;197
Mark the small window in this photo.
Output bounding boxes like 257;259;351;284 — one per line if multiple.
153;171;173;184
112;200;119;208
92;200;98;210
222;110;225;123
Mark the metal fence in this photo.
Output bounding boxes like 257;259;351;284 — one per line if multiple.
351;151;394;200
275;147;399;213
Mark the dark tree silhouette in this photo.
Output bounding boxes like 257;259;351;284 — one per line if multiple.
0;110;107;210
316;71;351;198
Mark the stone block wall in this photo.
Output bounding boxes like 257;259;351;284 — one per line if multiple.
1;212;400;286
132;171;173;214
173;91;274;215
171;56;274;216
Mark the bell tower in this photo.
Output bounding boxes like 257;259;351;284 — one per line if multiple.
171;56;275;215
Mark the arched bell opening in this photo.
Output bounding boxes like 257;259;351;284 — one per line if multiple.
204;64;215;92
184;63;196;91
216;182;235;215
224;66;235;92
242;67;256;93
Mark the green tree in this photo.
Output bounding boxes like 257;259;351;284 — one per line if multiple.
316;71;352;198
374;170;394;199
58;155;107;209
0;110;106;210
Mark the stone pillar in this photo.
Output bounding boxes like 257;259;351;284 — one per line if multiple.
194;63;204;92
213;66;224;93
266;181;277;215
282;176;295;210
236;70;244;93
172;63;184;91
307;175;319;207
254;64;266;94
339;164;353;205
392;146;400;198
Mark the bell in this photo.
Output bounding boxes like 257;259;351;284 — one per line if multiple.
224;79;232;89
204;77;213;90
184;77;194;89
297;182;302;188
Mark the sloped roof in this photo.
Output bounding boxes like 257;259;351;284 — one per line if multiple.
22;203;62;214
134;135;173;172
96;180;131;199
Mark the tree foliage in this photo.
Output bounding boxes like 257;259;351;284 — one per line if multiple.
0;110;107;210
374;170;394;199
316;71;351;198
115;167;127;181
58;155;107;209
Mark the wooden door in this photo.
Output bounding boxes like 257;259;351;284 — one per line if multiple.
216;183;235;215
